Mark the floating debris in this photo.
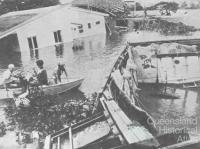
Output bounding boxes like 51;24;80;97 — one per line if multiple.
132;18;197;35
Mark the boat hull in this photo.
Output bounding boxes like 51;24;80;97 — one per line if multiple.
41;78;84;95
0;78;84;100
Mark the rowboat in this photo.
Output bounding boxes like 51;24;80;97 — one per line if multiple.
0;78;84;100
40;78;84;96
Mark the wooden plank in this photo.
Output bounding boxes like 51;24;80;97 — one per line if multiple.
69;127;74;149
44;135;51;149
109;100;133;123
110;101;153;140
129;38;200;47
57;137;61;149
111;101;156;141
105;100;140;143
103;89;112;100
105;100;154;144
156;52;200;58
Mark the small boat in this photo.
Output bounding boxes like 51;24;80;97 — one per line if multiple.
0;78;84;100
44;112;112;149
0;88;21;100
40;78;84;96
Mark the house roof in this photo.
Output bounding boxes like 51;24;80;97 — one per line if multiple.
0;4;108;40
0;14;37;36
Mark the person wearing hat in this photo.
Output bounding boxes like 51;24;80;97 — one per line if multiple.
1;64;16;90
32;60;48;86
52;61;68;84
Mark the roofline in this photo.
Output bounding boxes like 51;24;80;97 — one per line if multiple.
0;5;108;40
128;38;200;47
0;5;60;39
70;7;109;16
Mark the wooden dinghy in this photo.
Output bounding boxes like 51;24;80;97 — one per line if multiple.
41;78;84;96
44;112;113;149
0;78;84;100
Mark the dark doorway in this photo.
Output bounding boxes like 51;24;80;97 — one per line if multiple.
0;34;20;53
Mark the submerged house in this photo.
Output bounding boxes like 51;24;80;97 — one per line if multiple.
0;4;108;55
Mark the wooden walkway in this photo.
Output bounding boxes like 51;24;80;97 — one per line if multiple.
103;100;155;144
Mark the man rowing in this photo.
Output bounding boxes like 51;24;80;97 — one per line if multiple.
32;59;48;86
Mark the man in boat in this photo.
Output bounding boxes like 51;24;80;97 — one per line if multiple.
32;60;48;86
1;64;17;90
53;62;68;84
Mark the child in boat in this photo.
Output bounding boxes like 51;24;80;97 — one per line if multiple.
53;62;68;84
32;60;48;86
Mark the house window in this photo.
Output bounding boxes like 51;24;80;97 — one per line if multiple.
88;23;91;29
27;36;39;59
54;30;62;43
28;36;38;49
78;25;83;33
96;21;100;25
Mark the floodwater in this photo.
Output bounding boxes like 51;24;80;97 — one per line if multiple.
0;30;200;148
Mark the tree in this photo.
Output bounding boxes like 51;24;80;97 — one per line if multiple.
147;2;179;16
0;1;9;15
180;1;188;9
135;2;143;10
127;2;143;11
190;2;197;9
0;0;60;15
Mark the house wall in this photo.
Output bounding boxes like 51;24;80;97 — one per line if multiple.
69;9;106;39
16;7;107;53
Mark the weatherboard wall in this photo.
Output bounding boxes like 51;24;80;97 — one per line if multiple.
15;7;107;53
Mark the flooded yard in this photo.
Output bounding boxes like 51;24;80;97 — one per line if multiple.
0;28;200;148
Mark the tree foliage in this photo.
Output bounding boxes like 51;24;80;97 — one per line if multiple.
0;0;59;15
180;1;200;9
147;1;179;16
180;1;188;9
127;2;143;11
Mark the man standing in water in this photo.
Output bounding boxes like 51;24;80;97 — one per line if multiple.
53;62;68;84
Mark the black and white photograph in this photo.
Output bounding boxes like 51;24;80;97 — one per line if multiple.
0;0;200;148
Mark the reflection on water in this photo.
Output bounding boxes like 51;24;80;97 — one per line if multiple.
30;49;39;60
140;85;200;134
55;44;64;58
